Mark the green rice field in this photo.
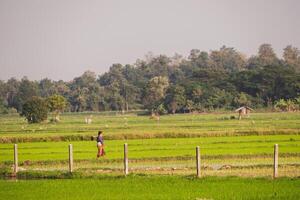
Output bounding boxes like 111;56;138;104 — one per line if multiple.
0;176;299;200
0;112;299;177
0;112;299;199
0;112;299;142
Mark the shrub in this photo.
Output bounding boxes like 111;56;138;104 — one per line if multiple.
274;99;288;111
155;104;167;115
0;98;8;114
47;95;67;122
274;98;298;112
293;97;300;110
21;96;48;123
7;107;18;114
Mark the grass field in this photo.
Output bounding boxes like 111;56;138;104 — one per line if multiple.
0;112;299;199
0;176;299;200
0;112;299;142
1;135;300;161
1;134;299;177
0;112;299;177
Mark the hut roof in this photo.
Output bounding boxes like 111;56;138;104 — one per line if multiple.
235;106;253;112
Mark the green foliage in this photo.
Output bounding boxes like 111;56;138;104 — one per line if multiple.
210;45;246;72
257;44;279;66
47;95;67;122
165;85;186;113
0;44;299;113
274;98;298;111
283;45;300;72
206;88;233;110
143;76;169;110
286;99;296;111
274;99;287;111
15;78;39;112
0;98;8;114
21;96;48;123
155;104;167;115
234;92;251;107
185;99;195;112
294;97;300;108
47;95;67;112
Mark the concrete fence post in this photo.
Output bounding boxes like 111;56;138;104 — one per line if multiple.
124;143;128;175
196;146;201;177
273;144;278;178
69;144;73;173
14;144;18;174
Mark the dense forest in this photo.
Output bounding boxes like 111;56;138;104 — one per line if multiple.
0;44;300;114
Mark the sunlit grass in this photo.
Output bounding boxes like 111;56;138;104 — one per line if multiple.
0;112;299;141
0;135;299;162
0;112;299;178
0;176;299;200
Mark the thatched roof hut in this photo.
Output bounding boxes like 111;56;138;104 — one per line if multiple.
235;106;253;119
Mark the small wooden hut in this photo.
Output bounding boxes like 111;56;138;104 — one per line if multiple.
235;106;253;120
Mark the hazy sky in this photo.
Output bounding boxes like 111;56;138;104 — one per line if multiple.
0;0;300;81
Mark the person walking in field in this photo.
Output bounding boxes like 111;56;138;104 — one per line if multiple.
96;131;105;158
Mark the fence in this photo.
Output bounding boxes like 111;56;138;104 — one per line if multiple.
10;143;281;179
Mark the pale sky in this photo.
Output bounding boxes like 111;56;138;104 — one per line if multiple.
0;0;299;81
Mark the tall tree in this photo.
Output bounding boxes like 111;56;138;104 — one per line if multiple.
258;44;278;66
143;76;169;111
39;78;54;97
283;45;300;72
210;46;246;73
234;92;251;107
189;50;210;68
246;56;262;70
21;96;48;123
47;95;67;121
69;71;100;111
1;44;299;113
0;81;8;113
15;77;39;112
5;78;20;109
165;85;186;114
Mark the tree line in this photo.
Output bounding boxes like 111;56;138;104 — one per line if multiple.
0;43;300;116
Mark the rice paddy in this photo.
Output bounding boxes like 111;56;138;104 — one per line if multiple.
0;112;299;199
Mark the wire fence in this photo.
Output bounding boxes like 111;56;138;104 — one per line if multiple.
1;142;299;178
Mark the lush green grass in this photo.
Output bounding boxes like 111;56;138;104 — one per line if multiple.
0;112;299;141
1;135;299;177
1;135;299;162
0;112;299;177
0;176;299;200
0;112;299;199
